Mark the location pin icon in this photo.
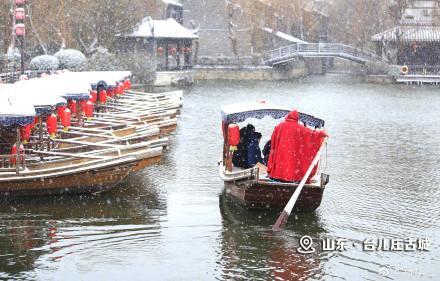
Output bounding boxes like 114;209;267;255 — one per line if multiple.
298;235;316;254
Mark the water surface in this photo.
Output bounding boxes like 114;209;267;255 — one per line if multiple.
1;76;439;280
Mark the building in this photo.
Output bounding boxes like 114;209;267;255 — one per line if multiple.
372;0;440;66
116;17;198;71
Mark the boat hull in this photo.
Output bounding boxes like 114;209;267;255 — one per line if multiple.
0;160;135;197
224;179;327;212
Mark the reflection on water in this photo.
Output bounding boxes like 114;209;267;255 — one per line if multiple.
0;77;440;280
218;192;325;280
0;173;166;280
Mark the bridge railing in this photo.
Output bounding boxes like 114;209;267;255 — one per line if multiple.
263;43;381;63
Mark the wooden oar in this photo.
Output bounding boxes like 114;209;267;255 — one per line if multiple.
272;137;328;231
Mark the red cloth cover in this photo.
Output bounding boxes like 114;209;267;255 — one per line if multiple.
267;110;326;182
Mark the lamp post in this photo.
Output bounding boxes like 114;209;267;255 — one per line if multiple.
14;0;26;74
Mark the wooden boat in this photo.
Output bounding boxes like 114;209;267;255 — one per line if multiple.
218;102;329;212
0;156;137;196
0;71;182;196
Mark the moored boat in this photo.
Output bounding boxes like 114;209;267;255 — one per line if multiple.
0;71;182;196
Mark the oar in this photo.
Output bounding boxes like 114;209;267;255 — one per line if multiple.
272;137;328;231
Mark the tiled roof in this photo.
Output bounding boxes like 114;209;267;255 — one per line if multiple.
121;18;198;39
372;26;440;42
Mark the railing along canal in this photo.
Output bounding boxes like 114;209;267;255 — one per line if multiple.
263;43;381;64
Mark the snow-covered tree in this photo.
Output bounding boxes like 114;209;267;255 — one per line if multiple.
29;55;59;71
54;49;87;71
88;47;118;71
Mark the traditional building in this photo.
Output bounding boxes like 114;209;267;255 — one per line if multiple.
372;0;440;66
116;18;198;71
116;0;198;71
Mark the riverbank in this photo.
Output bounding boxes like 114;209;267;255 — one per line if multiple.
193;64;307;81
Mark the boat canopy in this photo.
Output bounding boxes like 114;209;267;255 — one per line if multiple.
42;74;92;101
66;71;131;88
0;84;36;127
14;79;67;115
221;101;325;128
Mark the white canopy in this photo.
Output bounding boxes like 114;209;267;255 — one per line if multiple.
14;79;67;107
221;101;290;117
64;71;131;87
0;84;36;117
221;101;325;129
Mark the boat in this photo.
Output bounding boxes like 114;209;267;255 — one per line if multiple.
218;102;329;211
0;71;182;196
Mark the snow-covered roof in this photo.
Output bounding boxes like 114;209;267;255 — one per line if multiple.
161;0;182;7
221;101;325;128
261;27;307;44
0;84;36;127
65;71;131;87
372;26;440;42
122;18;198;39
14;79;67;107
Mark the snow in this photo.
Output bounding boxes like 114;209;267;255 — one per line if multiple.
65;71;131;87
0;84;36;117
261;27;307;44
13;79;67;107
221;101;290;116
29;55;60;71
161;0;182;7
122;18;198;39
54;49;88;71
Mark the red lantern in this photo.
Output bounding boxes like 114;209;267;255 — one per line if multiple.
9;143;24;166
99;90;107;104
61;108;71;131
157;47;164;54
107;87;114;98
15;24;25;36
32;116;38;128
10;144;17;165
117;82;124;95
85;101;94;120
227;124;240;151
15;0;25;4
46;113;57;139
124;79;131;90
20;124;31;144
15;8;25;21
56;105;66;118
90;90;97;103
79;100;87;113
68;100;77;115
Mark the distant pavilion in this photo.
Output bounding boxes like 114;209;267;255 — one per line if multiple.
117;18;198;71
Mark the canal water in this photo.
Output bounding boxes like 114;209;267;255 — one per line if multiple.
1;76;439;280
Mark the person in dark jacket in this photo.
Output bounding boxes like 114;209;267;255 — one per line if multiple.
262;140;271;166
232;124;255;168
246;131;263;168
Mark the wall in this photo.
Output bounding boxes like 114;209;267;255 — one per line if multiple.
194;60;307;81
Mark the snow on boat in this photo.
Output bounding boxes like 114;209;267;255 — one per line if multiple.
0;71;182;196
